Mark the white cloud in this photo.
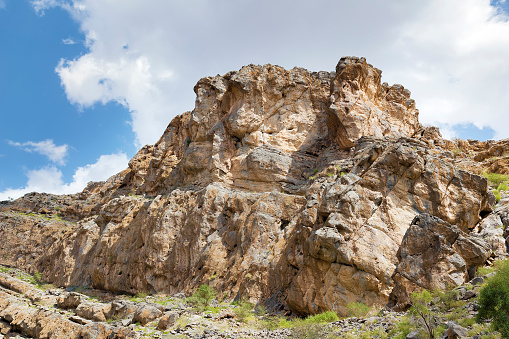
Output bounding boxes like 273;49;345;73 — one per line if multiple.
9;139;69;165
32;0;64;14
32;0;509;145
382;0;509;139
0;152;128;201
62;38;77;45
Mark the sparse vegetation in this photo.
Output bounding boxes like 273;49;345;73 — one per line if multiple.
12;211;73;224
452;148;463;157
346;301;371;317
477;259;509;337
408;289;439;339
187;284;216;311
497;182;509;192
493;189;502;202
304;310;339;324
482;172;509;187
233;298;254;322
129;292;149;302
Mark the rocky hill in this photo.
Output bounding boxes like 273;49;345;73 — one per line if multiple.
0;57;508;337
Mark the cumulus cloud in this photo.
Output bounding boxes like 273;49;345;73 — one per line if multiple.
383;0;509;139
8;139;69;165
0;152;128;200
32;0;509;143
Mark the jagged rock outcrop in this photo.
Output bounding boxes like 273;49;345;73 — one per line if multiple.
0;57;505;319
389;213;491;310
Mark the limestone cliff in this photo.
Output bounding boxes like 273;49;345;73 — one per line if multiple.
0;57;506;317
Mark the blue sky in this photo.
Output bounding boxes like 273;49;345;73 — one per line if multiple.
0;0;508;199
0;1;135;198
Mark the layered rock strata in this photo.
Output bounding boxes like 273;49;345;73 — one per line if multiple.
0;57;505;317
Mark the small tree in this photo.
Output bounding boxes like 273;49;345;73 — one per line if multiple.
187;284;216;311
477;259;509;337
409;289;439;339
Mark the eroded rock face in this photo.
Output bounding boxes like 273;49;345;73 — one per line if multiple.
329;57;420;148
389;214;491;310
0;57;502;316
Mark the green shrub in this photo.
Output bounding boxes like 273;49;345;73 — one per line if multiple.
482;172;509;187
304;311;339;324
477;259;509;337
187;285;216;311
204;306;224;314
233;298;254;322
493;189;502;202
477;266;496;277
388;316;414;339
254;304;267;316
452;148;463;157
497;182;509;191
346;302;371;317
409;289;439;339
434;288;463;312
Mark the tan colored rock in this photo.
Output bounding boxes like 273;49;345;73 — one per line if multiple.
0;57;501;317
75;301;112;322
329;57;420;148
132;303;163;326
0;291;83;338
157;311;179;330
389;214;490;310
0;320;11;335
56;292;87;309
109;300;137;319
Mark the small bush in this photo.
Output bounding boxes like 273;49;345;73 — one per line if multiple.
477;265;496;277
304;311;339;324
482;172;509;187
493;189;502;202
346;302;371;318
434;288;463;312
204;306;224;314
255;304;267;316
233;298;254;322
388;316;414;339
452;148;463;157
409;289;439;339
187;285;216;311
477;259;509;337
497;182;509;191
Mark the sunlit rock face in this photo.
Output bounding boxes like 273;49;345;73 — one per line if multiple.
0;57;501;316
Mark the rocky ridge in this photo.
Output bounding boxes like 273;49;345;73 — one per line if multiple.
0;56;508;337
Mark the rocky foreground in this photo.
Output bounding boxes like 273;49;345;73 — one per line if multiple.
0;263;503;338
1;57;509;337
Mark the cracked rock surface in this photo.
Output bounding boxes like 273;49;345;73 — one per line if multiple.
0;57;507;321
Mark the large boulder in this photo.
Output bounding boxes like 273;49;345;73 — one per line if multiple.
390;214;491;310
